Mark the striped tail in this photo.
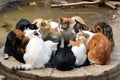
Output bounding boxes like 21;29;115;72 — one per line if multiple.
12;64;33;71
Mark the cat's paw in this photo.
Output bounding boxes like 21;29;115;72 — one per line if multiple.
60;44;64;48
67;43;71;47
4;53;9;60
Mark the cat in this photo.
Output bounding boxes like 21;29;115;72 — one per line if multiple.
4;29;30;63
16;18;38;31
89;22;114;50
73;19;88;33
12;30;58;70
70;40;88;67
58;16;86;48
76;30;111;65
33;18;61;42
51;44;76;71
58;17;75;48
32;18;53;40
24;28;42;39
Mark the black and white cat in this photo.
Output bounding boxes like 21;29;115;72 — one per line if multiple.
16;18;38;31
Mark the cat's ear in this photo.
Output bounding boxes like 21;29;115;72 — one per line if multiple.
41;21;46;26
58;17;63;23
75;19;79;23
46;19;52;24
95;26;101;32
84;33;89;38
78;30;84;36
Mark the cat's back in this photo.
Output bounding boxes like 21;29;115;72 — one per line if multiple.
88;33;111;65
26;37;44;52
53;47;76;71
72;43;86;55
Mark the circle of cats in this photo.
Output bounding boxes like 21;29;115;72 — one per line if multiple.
4;16;114;71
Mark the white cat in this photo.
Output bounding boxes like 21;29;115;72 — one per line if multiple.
70;39;87;66
24;29;42;39
12;30;58;70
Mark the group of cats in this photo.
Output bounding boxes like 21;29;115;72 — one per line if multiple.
4;16;114;71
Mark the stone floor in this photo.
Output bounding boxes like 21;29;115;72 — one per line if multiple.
0;1;120;79
0;14;120;80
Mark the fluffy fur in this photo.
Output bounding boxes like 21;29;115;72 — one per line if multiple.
12;30;58;71
4;29;30;63
89;22;114;50
76;31;111;65
16;18;38;31
70;40;87;67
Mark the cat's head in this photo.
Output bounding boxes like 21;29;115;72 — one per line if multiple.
16;18;38;31
32;18;51;33
76;30;89;41
73;19;88;33
89;25;103;33
58;17;74;31
24;29;42;39
45;40;58;51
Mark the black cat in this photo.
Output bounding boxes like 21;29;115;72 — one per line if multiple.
50;42;76;71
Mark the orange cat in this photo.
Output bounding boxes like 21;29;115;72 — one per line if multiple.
76;31;111;65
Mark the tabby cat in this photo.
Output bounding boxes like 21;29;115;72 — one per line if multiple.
89;22;114;50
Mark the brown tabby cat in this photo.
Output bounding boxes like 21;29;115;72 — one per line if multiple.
89;22;114;50
76;30;111;65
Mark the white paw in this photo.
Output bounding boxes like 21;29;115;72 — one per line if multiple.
67;43;71;47
4;53;9;60
60;44;64;48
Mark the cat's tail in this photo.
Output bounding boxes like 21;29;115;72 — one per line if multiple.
12;64;33;71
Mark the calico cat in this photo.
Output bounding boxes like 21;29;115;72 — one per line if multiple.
12;30;58;70
70;40;87;67
4;29;30;63
76;30;111;65
58;16;86;48
58;17;75;48
16;18;38;31
89;22;114;50
52;44;76;71
33;18;61;42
